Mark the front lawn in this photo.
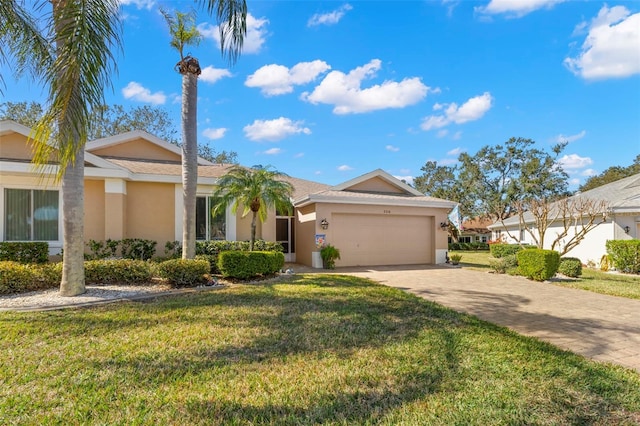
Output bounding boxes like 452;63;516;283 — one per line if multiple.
1;275;639;425
450;250;640;299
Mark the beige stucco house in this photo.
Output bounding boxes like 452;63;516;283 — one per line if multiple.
0;120;456;268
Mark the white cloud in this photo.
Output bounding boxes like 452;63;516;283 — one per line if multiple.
447;147;463;156
394;175;414;185
554;130;586;143
200;66;232;84
558;154;593;169
581;168;597;177
202;128;227;140
294;152;305;158
439;158;459;166
243;117;311;142
302;59;433;114
386;145;400;152
122;81;166;104
308;4;353;27
245;60;331;96
436;129;448;138
564;6;640;80
452;131;463;140
264;148;282;155
338;165;353;171
118;0;154;9
198;13;268;55
476;0;565;18
569;178;581;186
421;92;493;131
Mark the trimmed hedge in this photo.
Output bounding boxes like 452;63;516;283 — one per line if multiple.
86;239;157;261
218;251;285;279
157;258;210;287
0;261;62;294
490;244;524;258
194;240;284;274
0;242;49;264
448;242;490;251
84;259;153;284
558;257;582;278
517;249;560;281
606;240;640;274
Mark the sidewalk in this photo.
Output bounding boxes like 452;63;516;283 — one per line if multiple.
294;264;640;372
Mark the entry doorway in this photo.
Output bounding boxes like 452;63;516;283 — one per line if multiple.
276;216;295;262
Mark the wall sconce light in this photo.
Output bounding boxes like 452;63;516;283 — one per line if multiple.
440;221;450;231
320;218;329;230
624;225;630;234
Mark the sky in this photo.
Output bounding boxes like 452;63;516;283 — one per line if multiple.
3;0;640;189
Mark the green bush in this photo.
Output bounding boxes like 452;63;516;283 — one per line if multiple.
157;259;209;287
490;244;523;258
0;261;61;294
85;259;153;284
448;242;461;251
0;242;49;264
320;244;341;269
517;249;560;281
558;257;582;278
488;254;519;274
86;239;157;260
217;251;283;279
606;240;640;274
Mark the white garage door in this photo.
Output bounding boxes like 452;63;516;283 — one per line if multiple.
332;213;433;267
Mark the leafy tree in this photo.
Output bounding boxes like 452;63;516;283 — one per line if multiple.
211;166;294;251
458;137;569;221
162;1;246;259
2;0;122;297
413;160;474;219
579;155;640;192
1;101;238;164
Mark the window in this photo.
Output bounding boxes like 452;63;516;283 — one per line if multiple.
196;197;226;240
4;189;59;241
459;236;472;243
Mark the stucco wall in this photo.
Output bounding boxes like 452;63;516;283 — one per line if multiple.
295;204;317;267
126;182;175;245
346;177;404;194
0;132;57;162
84;179;105;242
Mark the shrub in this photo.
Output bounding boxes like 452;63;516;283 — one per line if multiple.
489;254;519;274
120;239;157;261
606;240;640;274
558;257;582;278
320;244;341;269
0;242;49;264
87;239;120;259
85;259;153;284
490;244;523;258
449;254;463;265
157;258;210;287
448;242;461;251
217;251;283;279
0;261;61;294
517;249;560;281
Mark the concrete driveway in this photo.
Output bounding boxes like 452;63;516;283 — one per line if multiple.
297;264;640;372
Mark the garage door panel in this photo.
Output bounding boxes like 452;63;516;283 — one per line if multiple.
332;213;433;267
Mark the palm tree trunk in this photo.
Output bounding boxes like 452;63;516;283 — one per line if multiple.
181;72;198;259
250;211;257;251
60;149;86;296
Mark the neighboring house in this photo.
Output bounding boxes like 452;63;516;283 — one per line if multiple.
0;120;456;268
488;173;640;264
453;217;493;244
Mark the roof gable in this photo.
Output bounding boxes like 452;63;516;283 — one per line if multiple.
331;169;423;196
86;130;213;165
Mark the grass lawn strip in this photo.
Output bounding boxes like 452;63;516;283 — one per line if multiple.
1;274;639;425
451;250;640;300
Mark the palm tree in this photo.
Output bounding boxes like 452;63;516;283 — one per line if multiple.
162;1;246;259
211;166;294;251
2;0;122;296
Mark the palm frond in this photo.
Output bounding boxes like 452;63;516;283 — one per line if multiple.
195;0;246;65
31;0;123;180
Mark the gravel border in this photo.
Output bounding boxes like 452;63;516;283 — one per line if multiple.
0;283;225;312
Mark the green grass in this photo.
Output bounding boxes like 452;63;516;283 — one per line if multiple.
451;250;640;299
1;275;639;425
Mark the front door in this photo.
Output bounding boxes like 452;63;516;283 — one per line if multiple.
276;216;295;262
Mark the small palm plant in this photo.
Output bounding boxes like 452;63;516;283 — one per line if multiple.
320;244;341;269
449;254;463;265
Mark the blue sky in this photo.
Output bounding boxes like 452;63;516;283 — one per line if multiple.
4;0;640;189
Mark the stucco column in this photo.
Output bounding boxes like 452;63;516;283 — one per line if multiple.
104;179;126;240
